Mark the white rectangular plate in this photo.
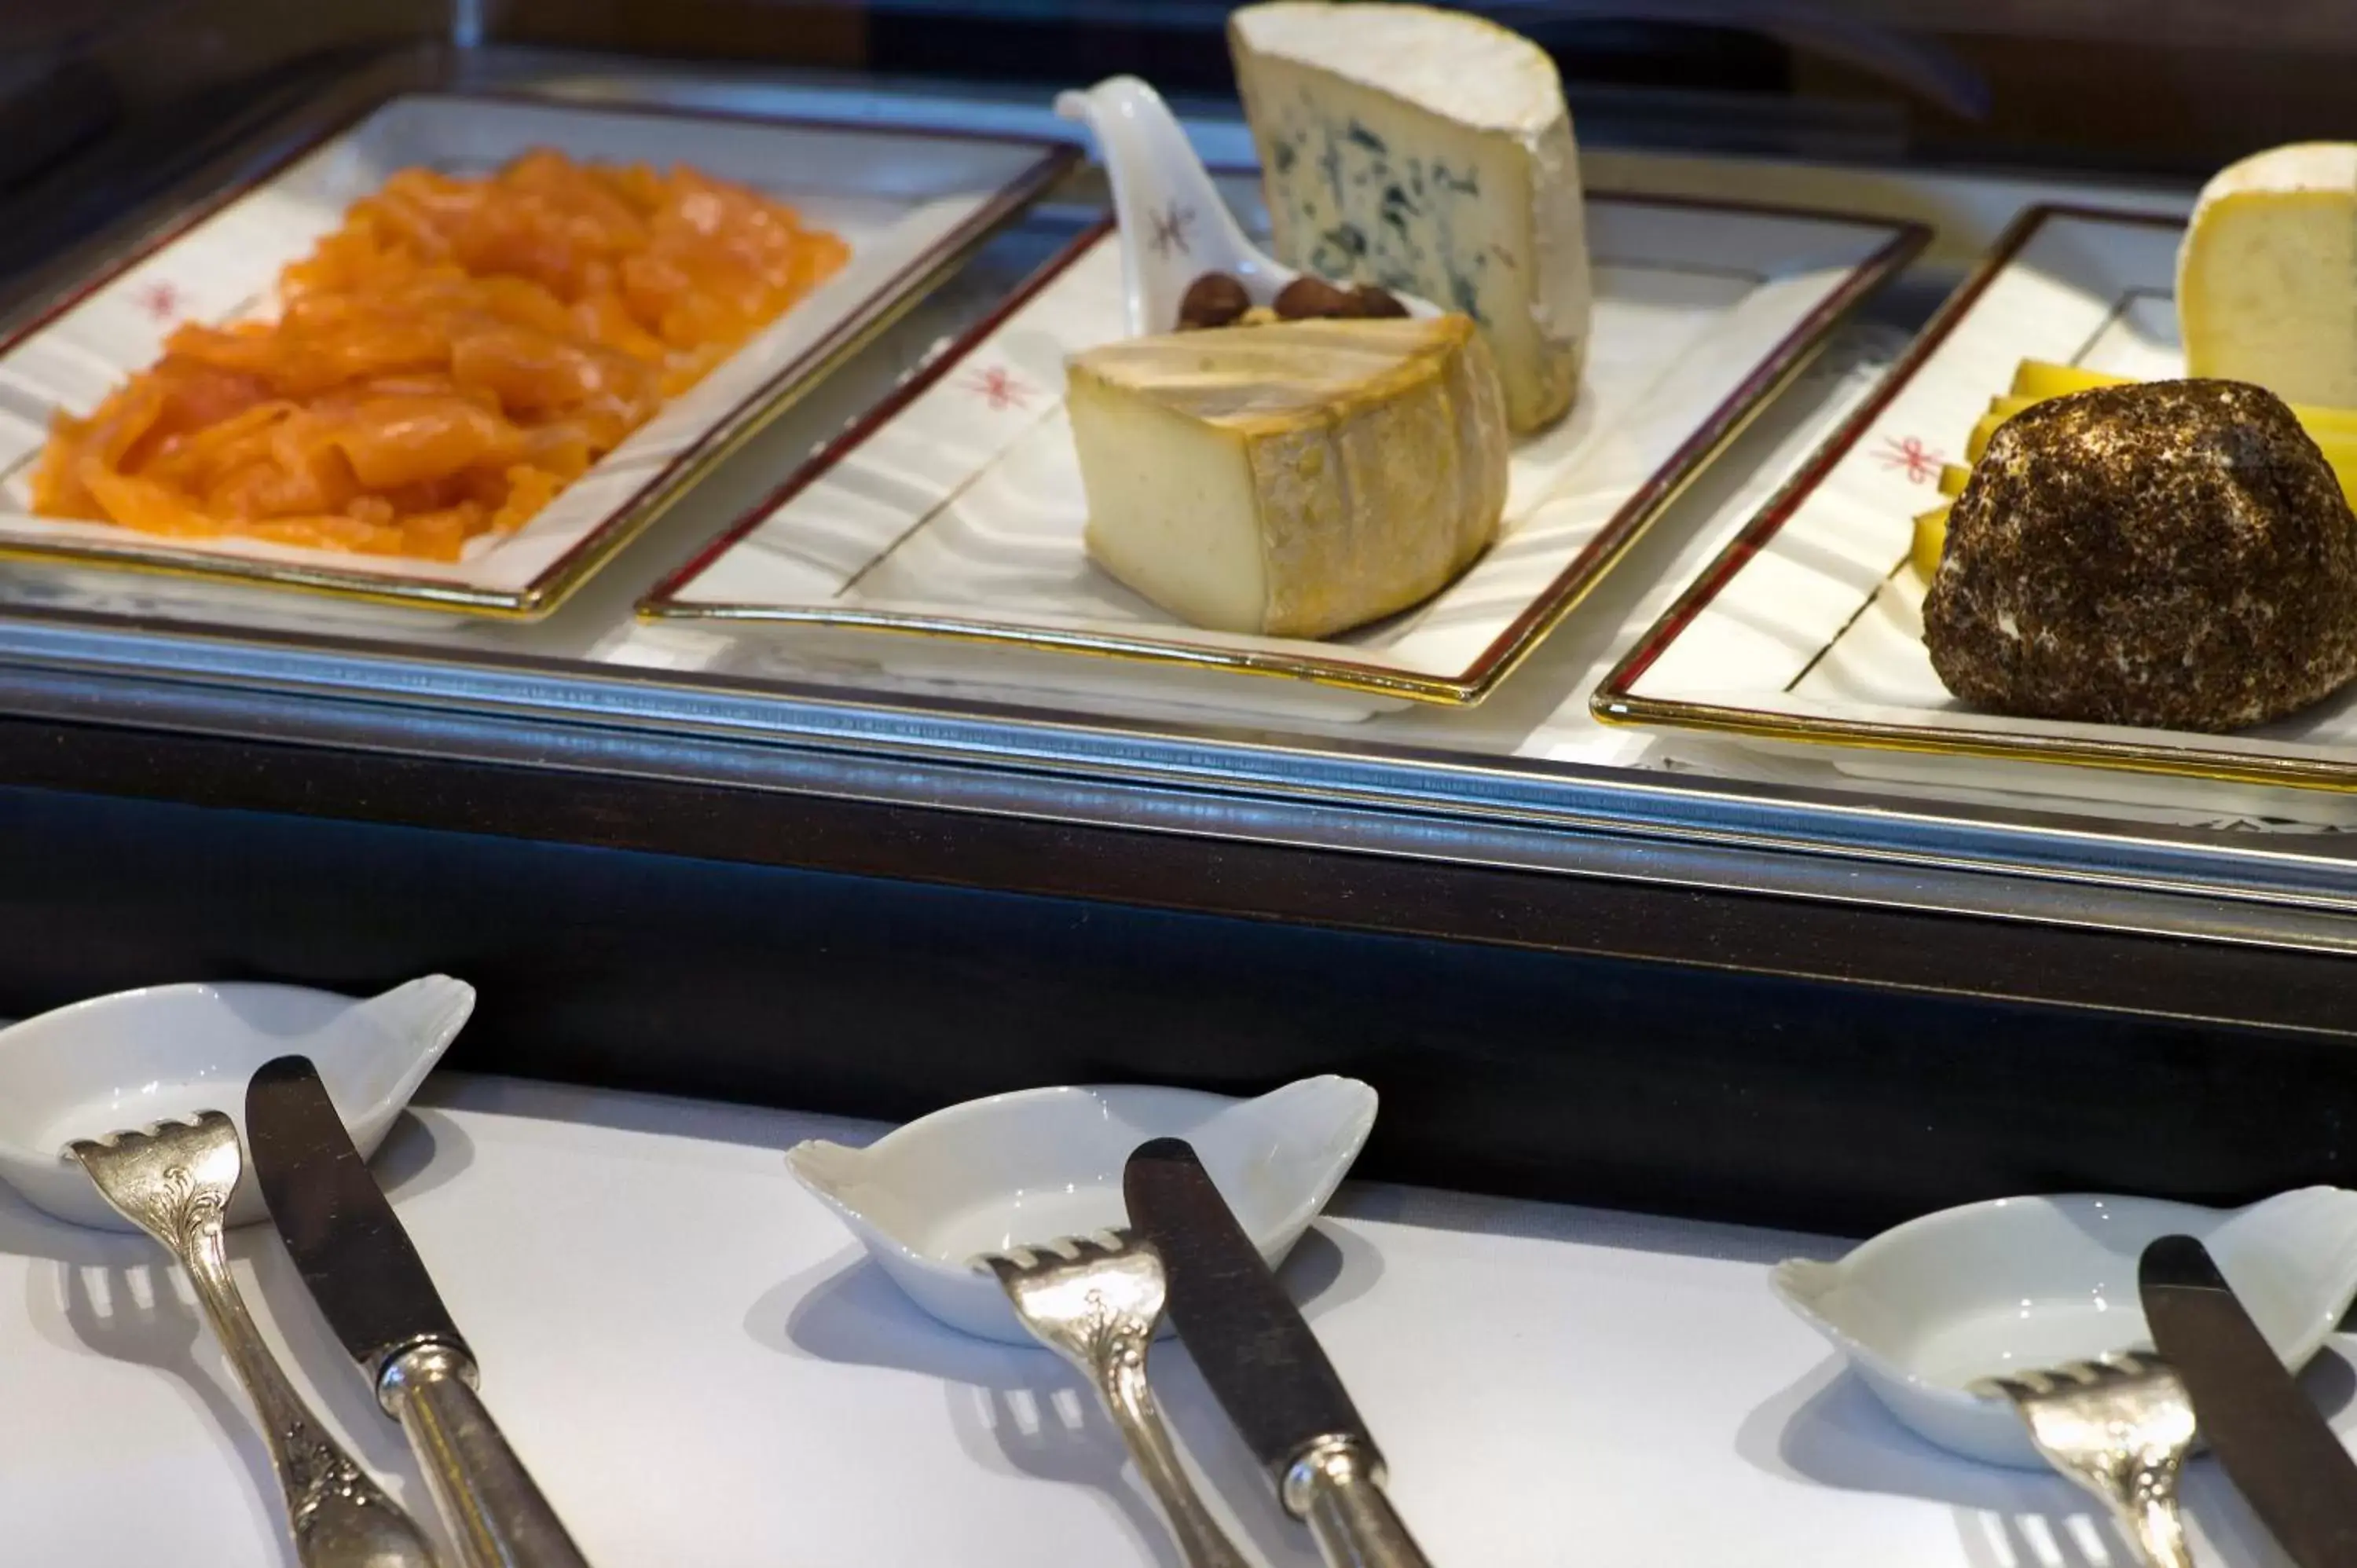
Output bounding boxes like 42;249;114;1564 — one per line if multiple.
1597;204;2357;796
640;192;1925;705
0;92;1072;617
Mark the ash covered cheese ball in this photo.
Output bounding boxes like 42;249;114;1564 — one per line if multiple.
1923;379;2357;731
1229;1;1591;433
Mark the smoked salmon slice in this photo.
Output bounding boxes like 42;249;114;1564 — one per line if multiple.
32;149;848;562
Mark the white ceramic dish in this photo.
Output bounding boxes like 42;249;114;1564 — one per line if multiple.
0;976;474;1231
1594;203;2357;800
786;1075;1376;1343
0;92;1070;617
640;166;1924;719
1772;1187;2357;1468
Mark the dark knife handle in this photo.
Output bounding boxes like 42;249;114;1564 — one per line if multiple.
1285;1438;1433;1568
382;1343;592;1568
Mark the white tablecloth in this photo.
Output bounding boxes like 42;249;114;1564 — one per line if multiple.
0;1075;2323;1566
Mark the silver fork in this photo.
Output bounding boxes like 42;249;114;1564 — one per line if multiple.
981;1229;1253;1568
1974;1354;2198;1568
71;1112;442;1568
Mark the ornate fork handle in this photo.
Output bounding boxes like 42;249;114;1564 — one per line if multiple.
1082;1317;1255;1568
2092;1460;2194;1568
986;1235;1248;1568
1983;1358;2196;1568
174;1211;442;1566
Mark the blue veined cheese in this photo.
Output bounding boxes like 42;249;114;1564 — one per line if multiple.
1229;1;1591;432
1068;315;1508;638
2179;143;2357;408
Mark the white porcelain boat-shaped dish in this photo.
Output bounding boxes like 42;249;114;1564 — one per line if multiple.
1054;74;1441;336
1773;1186;2357;1467
0;977;475;1231
787;1075;1376;1343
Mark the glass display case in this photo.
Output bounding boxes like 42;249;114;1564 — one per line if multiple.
8;0;2357;1238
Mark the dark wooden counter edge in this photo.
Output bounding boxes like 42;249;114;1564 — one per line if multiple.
7;706;2357;1239
2;704;2351;1034
4;698;2357;1023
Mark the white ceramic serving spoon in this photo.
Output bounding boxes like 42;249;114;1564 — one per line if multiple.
0;976;475;1230
1054;74;1440;337
788;1074;1376;1343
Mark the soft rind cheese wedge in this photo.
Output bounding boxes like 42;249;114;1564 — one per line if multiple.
2179;143;2357;406
1068;314;1508;639
1229;1;1591;433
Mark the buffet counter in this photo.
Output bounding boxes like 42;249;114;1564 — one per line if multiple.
20;1070;2316;1568
1;35;2354;1246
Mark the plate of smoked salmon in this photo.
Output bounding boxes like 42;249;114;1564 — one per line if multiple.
0;93;1073;615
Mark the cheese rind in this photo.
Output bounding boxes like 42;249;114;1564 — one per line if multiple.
2179;143;2357;406
1068;314;1508;639
1229;1;1590;432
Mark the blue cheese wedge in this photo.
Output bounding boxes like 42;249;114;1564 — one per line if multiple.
2179;143;2357;407
1230;0;1591;432
1068;314;1508;638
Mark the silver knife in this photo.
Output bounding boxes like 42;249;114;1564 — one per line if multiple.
2139;1233;2357;1568
1124;1136;1432;1568
247;1053;592;1568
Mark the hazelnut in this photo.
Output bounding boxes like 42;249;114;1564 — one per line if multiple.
1352;284;1409;319
1177;272;1249;330
1274;275;1362;320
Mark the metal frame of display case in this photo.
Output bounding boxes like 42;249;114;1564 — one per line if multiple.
3;35;2357;1239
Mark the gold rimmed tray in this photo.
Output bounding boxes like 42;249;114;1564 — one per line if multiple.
0;91;1075;618
638;185;1926;718
1593;203;2357;797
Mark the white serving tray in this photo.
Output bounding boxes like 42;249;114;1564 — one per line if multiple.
1596;203;2357;797
640;190;1925;716
0;91;1072;617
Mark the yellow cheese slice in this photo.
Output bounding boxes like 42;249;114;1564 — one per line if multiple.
1910;503;1948;582
2007;362;2128;401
